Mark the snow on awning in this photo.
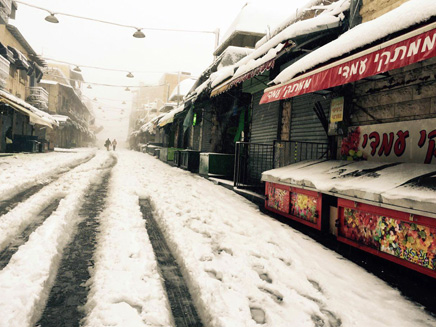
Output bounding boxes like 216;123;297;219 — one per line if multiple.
262;160;436;217
209;1;347;98
0;89;58;128
158;105;184;127
261;0;436;104
210;57;277;97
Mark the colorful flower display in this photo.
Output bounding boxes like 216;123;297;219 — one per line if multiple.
290;193;318;224
341;208;436;271
267;185;290;213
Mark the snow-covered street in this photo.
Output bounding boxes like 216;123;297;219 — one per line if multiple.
0;149;435;327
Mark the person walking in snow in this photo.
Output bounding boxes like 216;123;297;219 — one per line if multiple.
104;138;111;151
112;139;117;151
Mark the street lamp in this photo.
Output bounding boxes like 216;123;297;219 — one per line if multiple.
133;29;146;38
44;13;59;24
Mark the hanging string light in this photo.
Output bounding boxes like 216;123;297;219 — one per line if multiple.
15;1;219;45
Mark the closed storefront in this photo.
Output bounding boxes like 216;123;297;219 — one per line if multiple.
250;90;280;144
290;93;330;143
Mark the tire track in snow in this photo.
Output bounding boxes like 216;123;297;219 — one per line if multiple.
140;198;203;327
0;198;61;270
37;166;113;327
0;153;95;216
0;152;115;326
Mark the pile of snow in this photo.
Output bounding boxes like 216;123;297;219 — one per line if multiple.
272;0;436;85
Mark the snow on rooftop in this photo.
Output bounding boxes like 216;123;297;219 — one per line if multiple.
210;0;349;91
0;89;58;128
217;46;254;70
272;0;436;85
158;105;185;127
255;0;322;48
169;78;197;101
220;1;308;45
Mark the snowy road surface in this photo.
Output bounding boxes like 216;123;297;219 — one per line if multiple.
0;149;435;327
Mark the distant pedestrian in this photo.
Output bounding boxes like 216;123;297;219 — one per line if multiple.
112;139;117;151
104;138;111;151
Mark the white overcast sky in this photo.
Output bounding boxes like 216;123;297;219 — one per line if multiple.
11;0;304;146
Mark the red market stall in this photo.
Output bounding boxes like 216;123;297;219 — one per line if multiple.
265;182;323;230
262;160;436;277
338;198;436;278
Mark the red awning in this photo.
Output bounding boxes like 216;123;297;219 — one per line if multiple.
210;58;275;98
260;22;436;104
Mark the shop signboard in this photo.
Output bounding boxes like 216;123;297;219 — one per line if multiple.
261;24;436;104
341;118;436;164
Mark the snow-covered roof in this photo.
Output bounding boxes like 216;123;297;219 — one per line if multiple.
217;46;254;70
158;105;185;127
158;103;176;113
210;0;349;94
215;1;307;56
0;89;58;128
272;0;436;85
255;0;340;48
140;121;154;134
262;160;436;215
169;78;197;101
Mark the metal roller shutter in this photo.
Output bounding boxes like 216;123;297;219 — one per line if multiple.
290;94;330;143
201;109;213;152
251;91;280;144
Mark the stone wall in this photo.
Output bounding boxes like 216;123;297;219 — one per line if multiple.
360;0;409;23
351;57;436;125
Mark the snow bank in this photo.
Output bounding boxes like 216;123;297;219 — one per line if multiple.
0;151;112;326
83;152;173;327
124;151;435;327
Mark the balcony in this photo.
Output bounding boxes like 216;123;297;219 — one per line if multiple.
0;0;12;24
26;86;49;111
0;54;9;89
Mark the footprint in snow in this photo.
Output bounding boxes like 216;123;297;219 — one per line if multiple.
250;307;266;324
259;287;283;303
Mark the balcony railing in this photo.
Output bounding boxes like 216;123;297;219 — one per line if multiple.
26;87;49;111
